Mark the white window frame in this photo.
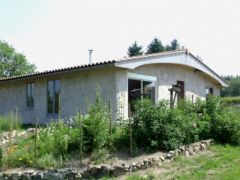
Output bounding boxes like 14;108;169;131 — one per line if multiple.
127;72;157;104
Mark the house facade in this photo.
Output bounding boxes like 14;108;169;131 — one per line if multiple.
0;50;228;124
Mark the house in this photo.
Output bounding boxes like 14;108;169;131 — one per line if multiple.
0;49;228;124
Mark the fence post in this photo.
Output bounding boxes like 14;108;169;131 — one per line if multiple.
34;116;38;167
79;109;83;166
128;104;133;156
108;100;112;140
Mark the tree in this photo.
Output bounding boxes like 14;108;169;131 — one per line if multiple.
0;41;36;78
170;39;180;50
146;38;165;54
221;76;240;97
127;41;143;57
166;39;180;51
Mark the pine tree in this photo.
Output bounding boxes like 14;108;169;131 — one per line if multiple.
127;41;143;57
146;38;165;54
170;39;180;50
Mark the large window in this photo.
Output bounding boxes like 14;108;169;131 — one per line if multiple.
128;77;156;111
26;83;34;109
47;80;61;114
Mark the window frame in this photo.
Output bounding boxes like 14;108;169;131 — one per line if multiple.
47;79;61;116
26;82;34;110
206;87;214;97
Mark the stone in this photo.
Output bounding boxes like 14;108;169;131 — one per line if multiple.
143;161;149;169
89;166;100;176
200;143;206;150
111;165;126;177
159;155;165;161
193;146;200;153
179;146;185;151
44;172;64;180
188;147;195;155
99;165;111;177
75;173;82;180
185;150;190;157
166;153;173;158
31;172;44;180
135;161;142;169
81;170;91;179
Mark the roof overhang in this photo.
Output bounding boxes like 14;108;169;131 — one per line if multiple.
114;50;228;87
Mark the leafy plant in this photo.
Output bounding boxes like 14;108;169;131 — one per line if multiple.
83;88;110;160
0;148;2;167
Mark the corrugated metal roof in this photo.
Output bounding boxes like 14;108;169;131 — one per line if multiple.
0;60;116;83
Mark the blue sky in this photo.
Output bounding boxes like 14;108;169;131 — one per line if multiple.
0;0;239;75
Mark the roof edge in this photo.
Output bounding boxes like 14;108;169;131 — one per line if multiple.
0;60;116;83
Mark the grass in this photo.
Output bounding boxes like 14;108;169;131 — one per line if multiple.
114;144;240;180
0;113;22;133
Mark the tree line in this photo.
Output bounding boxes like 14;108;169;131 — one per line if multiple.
127;38;181;57
221;76;240;97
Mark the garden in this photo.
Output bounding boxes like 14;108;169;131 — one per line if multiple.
0;91;240;178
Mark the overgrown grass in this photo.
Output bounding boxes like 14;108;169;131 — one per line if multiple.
120;144;240;180
0;111;22;132
221;96;240;105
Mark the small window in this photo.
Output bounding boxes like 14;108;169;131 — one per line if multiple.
206;87;214;97
47;80;61;114
26;83;34;109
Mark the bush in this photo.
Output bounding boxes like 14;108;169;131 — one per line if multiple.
210;108;240;145
111;125;129;150
82;88;110;159
221;96;240;105
0;148;2;167
132;96;240;151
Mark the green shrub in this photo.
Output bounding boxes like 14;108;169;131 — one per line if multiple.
111;125;129;150
210;108;240;145
221;96;240;105
83;88;110;158
0;148;2;167
131;96;240;151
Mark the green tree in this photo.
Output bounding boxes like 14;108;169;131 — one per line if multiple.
170;39;180;50
166;39;180;51
127;41;143;57
221;75;240;97
0;40;36;78
146;38;165;54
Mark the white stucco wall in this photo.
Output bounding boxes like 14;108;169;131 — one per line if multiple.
0;67;117;124
0;63;221;124
115;64;221;120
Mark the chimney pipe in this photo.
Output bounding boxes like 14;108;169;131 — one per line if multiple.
88;49;93;64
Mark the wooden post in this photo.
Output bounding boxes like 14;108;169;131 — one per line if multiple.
170;90;173;108
34;116;38;167
128;104;133;156
9;111;14;165
108;100;112;139
79;109;83;166
58;93;61;121
15;107;18;129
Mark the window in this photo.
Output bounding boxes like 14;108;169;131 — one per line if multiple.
26;83;34;109
206;87;213;97
128;79;156;111
47;80;61;114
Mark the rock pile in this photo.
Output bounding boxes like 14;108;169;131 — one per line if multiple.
0;139;213;179
0;128;35;148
